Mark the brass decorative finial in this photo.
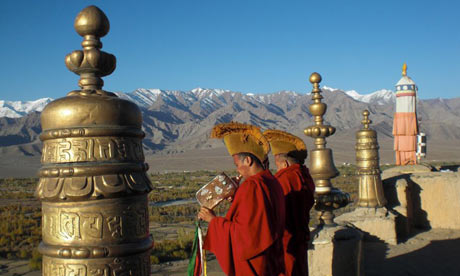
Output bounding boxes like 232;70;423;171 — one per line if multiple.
356;110;387;207
402;63;407;76
304;72;335;149
304;72;349;225
65;5;116;92
361;110;371;129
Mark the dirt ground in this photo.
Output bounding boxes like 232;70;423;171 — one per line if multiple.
1;228;459;276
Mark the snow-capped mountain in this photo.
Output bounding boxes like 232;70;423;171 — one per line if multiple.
115;88;163;107
0;87;398;118
345;89;395;105
322;86;395;105
0;98;53;118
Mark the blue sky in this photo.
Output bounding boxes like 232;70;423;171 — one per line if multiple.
1;0;459;101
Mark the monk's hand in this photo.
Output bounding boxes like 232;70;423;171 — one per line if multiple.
232;175;242;184
226;196;234;202
231;175;242;188
198;207;216;222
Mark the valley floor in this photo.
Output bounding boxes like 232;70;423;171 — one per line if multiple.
1;137;460;178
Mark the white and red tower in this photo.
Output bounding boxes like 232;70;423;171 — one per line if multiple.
393;63;419;165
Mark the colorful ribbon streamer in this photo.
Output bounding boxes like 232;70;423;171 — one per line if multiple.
188;221;207;276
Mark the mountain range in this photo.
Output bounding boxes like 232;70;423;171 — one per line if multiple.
0;87;395;119
0;87;459;158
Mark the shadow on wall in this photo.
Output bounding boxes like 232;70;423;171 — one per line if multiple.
383;173;429;242
364;238;460;276
331;228;366;276
438;164;460;172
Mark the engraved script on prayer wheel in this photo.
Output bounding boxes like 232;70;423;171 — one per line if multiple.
35;6;153;275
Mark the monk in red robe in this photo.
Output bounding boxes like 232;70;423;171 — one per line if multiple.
264;130;315;276
198;122;286;276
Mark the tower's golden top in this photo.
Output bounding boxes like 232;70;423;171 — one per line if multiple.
402;63;407;76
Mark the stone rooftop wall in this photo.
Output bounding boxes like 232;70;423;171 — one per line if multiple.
382;165;460;231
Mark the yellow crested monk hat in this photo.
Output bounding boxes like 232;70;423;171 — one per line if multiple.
263;129;307;159
211;122;270;163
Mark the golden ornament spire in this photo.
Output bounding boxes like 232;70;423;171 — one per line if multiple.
304;72;349;225
402;63;407;76
355;110;387;207
37;6;152;275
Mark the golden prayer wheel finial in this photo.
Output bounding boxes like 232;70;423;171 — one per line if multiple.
304;72;349;225
402;63;407;76
356;110;387;207
36;6;153;275
65;6;116;92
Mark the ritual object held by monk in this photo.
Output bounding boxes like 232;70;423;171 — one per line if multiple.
196;172;238;209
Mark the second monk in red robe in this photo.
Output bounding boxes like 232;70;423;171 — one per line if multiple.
264;130;316;276
198;122;286;276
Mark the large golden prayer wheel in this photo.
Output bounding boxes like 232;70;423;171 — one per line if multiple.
356;110;387;207
304;73;349;225
35;6;153;275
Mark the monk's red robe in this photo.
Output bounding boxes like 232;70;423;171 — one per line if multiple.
204;169;286;276
275;164;315;276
